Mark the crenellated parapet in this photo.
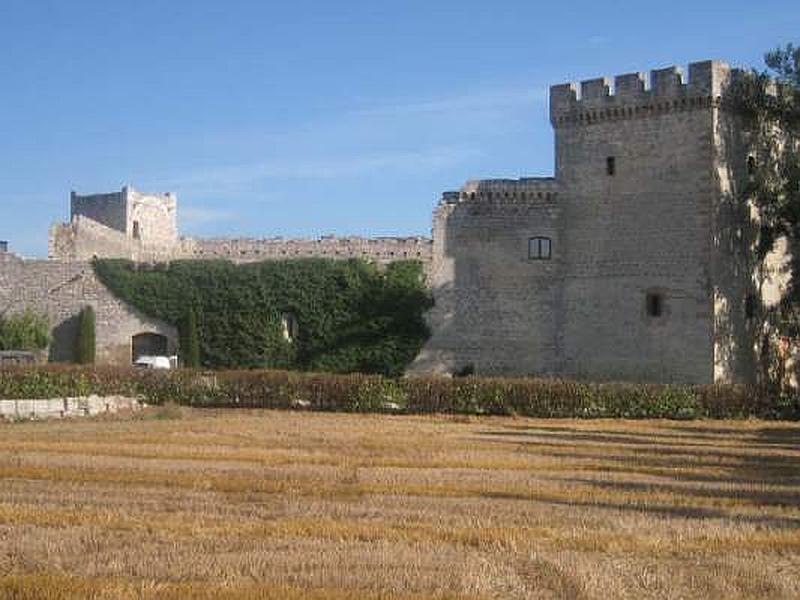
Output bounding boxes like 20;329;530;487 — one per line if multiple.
550;60;737;127
441;177;561;204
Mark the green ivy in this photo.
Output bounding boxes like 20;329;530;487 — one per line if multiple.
93;258;433;375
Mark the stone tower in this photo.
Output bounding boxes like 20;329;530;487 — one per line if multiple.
412;60;785;384
50;186;180;261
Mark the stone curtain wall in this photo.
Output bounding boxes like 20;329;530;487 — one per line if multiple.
0;252;177;365
182;236;433;269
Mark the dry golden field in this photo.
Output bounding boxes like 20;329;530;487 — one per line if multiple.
0;408;799;599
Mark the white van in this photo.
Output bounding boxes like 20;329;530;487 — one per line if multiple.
133;355;173;370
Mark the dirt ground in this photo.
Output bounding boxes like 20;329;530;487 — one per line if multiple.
0;408;798;599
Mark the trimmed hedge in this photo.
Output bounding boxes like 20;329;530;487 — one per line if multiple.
76;306;96;365
0;310;50;351
0;366;797;420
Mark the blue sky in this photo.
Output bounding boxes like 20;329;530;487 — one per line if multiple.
1;0;797;257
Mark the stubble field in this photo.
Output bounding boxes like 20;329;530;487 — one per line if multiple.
0;408;798;599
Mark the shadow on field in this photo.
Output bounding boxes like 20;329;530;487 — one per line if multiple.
479;490;800;528
474;422;800;525
479;426;800;452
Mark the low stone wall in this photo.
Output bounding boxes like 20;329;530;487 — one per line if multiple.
0;395;144;421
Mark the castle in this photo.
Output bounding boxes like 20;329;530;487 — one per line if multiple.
1;59;784;384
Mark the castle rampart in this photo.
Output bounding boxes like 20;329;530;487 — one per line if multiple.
181;235;433;266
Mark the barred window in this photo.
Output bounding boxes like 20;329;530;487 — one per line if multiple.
528;237;552;260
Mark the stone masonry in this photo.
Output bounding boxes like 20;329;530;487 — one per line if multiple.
49;185;434;268
411;60;788;384
0;252;177;364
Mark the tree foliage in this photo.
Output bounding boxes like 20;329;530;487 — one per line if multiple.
0;310;50;351
93;258;433;375
76;305;96;364
727;44;800;335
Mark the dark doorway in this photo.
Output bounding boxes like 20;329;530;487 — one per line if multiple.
132;332;168;362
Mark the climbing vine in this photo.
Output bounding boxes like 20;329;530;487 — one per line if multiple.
93;258;432;375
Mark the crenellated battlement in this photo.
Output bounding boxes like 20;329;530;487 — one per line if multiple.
441;177;560;204
550;60;737;127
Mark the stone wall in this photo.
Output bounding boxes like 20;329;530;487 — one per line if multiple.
0;396;144;421
181;235;433;269
49;216;180;263
412;179;562;375
0;252;177;365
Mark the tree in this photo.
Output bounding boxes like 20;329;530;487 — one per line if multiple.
0;310;50;351
727;44;800;337
76;305;96;364
180;306;201;368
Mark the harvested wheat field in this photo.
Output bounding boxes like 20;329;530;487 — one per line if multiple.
1;409;799;599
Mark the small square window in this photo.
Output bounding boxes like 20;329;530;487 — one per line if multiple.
606;156;616;176
646;293;663;317
528;237;552;260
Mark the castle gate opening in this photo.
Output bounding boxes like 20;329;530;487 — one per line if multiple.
132;332;168;362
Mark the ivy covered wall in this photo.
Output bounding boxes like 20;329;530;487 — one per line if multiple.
93;258;432;375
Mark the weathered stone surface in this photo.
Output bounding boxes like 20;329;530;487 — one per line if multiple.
0;395;143;420
49;186;434;270
412;60;788;384
0;252;176;365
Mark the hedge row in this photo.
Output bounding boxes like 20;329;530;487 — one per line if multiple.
1;366;798;420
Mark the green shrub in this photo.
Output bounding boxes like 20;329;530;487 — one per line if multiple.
76;306;96;365
93;258;432;375
0;309;50;351
179;307;201;368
